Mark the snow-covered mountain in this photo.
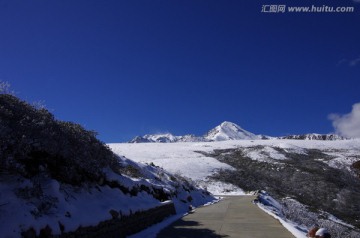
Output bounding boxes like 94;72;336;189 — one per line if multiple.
128;121;348;143
279;133;346;141
204;121;259;141
129;121;260;143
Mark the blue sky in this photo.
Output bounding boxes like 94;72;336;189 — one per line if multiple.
1;0;359;142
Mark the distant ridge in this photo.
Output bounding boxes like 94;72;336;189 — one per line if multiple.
129;133;206;143
279;133;347;141
128;121;348;143
129;121;262;143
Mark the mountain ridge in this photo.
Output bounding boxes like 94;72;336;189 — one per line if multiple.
279;133;346;141
128;121;347;143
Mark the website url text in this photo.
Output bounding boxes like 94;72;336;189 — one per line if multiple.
261;5;355;13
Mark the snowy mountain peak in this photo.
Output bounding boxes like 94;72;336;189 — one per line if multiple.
204;121;259;141
220;121;237;126
220;121;244;130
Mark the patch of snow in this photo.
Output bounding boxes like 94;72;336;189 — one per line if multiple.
242;146;287;162
197;180;246;195
327;214;355;229
275;143;308;155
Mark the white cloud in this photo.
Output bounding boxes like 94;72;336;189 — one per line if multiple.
350;56;360;67
329;102;360;138
337;56;360;67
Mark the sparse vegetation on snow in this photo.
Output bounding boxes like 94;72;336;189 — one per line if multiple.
205;146;360;237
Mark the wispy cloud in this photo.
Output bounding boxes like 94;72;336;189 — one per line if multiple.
329;102;360;138
350;56;360;66
338;56;360;67
337;59;347;66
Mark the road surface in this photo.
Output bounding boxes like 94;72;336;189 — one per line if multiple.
157;196;294;238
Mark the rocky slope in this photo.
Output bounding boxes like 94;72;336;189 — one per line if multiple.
206;146;360;237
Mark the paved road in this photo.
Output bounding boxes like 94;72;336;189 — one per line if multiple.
157;196;294;238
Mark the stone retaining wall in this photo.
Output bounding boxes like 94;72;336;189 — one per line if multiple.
52;201;176;238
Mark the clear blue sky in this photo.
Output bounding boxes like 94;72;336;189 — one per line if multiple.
1;0;359;142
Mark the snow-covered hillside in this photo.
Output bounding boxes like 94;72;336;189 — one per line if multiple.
0;94;216;237
110;141;244;195
109;138;360;237
0;156;215;237
110;139;360;194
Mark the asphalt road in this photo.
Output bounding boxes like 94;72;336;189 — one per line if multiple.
157;196;295;238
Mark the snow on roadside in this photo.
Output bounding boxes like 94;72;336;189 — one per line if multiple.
0;154;216;237
255;190;359;238
0;176;160;237
255;191;308;238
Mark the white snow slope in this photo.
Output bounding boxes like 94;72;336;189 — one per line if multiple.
110;138;360;192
